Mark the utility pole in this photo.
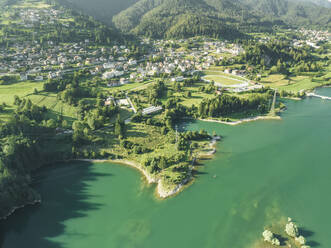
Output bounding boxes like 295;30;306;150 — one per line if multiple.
175;125;178;150
270;90;277;116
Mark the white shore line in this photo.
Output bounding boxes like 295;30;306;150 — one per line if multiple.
199;115;281;126
77;159;182;198
77;137;218;199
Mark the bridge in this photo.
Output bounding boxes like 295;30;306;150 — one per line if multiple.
306;92;331;100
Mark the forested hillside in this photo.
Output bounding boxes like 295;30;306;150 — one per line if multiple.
6;0;326;39
289;0;331;8
55;0;139;25
113;0;248;39
113;0;331;39
241;0;331;27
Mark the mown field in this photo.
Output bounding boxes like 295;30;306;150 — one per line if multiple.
0;80;80;124
203;67;250;86
0;81;44;105
165;81;214;107
12;1;51;9
203;75;246;86
100;80;154;94
26;93;79;122
0;81;45;121
260;74;331;93
204;68;246;80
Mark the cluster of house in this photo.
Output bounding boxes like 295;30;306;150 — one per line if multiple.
229;84;263;93
1;5;251;96
292;29;330;49
18;7;64;28
1;6;143;82
100;39;246;87
223;68;246;77
0;32;138;82
104;96;161;116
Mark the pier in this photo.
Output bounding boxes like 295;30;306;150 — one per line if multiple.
306;92;331;100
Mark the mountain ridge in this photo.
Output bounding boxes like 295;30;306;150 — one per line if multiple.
112;0;330;38
41;0;331;38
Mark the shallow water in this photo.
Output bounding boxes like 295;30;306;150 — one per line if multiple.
1;88;331;248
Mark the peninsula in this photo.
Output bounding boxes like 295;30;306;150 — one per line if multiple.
0;0;330;222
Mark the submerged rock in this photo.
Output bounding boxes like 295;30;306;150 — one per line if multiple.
295;235;306;245
285;221;299;237
262;230;280;246
262;229;274;242
271;237;280;246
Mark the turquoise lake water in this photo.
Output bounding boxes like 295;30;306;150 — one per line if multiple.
1;87;331;248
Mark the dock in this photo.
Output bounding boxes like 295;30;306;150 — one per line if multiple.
306;92;331;100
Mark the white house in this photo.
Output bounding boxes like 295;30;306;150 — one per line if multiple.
20;73;28;81
103;62;115;69
120;78;129;85
171;76;184;82
128;59;137;66
142;106;163;115
35;75;43;81
102;71;115;79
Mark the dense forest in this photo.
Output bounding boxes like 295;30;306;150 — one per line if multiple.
198;93;271;118
0;99;71;218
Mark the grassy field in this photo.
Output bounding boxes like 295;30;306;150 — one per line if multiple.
0;81;44;122
26;93;79;122
101;80;154;93
203;75;246;86
0;81;44;106
260;74;330;93
12;1;51;9
203;67;250;86
165;81;215;107
204;69;246;80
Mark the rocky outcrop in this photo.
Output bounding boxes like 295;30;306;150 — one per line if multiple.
295;235;306;245
262;229;273;242
285;218;309;248
271;238;281;246
285;221;299;237
262;229;280;246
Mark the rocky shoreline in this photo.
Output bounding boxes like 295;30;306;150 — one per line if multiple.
157;178;189;198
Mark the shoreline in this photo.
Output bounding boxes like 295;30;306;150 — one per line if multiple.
0;131;219;220
77;136;219;199
199;115;281;126
78;158;157;184
77;158;179;198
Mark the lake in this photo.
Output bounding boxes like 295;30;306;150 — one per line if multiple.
1;87;331;248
